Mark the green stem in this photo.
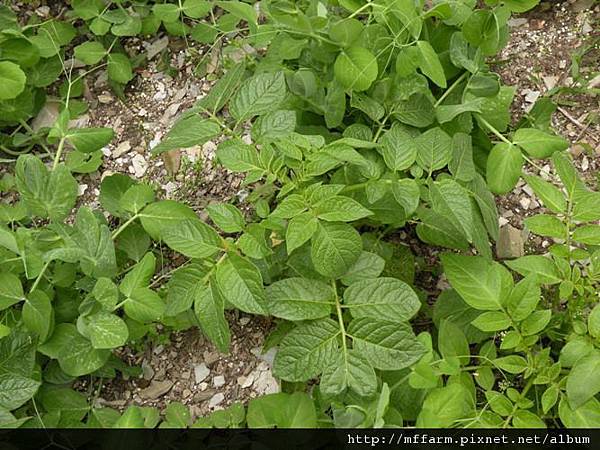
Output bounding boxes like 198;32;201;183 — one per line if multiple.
52;137;66;170
111;214;140;240
30;261;51;293
479;117;512;145
434;71;469;108
348;1;373;18
333;280;348;360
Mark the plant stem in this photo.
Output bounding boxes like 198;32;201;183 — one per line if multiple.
333;280;348;359
479;116;512;145
434;71;469;108
29;261;51;293
111;214;140;240
52;137;66;170
348;1;373;18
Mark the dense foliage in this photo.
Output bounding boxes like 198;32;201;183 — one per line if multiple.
1;0;599;429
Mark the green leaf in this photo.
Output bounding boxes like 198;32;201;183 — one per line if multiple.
15;155;77;221
524;214;566;238
430;179;474;242
0;374;40;410
216;139;262;172
86;312;129;349
485;391;513;416
230;72;286;121
215;253;267;315
572;225;600;245
107;53;133;84
349;318;425;370
588;304;600;339
513;128;568;159
93;278;119;311
542;384;559;414
471;311;511;332
329;18;363;47
139;200;198;240
507;275;540;321
274;319;339;381
416;207;469;250
380;124;417;171
415;127;452;174
311;222;362;279
313;196;372;222
0;273;24;311
286;213;318;254
247;392;317;428
416;384;474;427
194;279;230;353
124;287;165;322
66;127;114;153
196;62;245;114
559;397;600;428
162;218;222;258
22;290;52;342
266;278;333;321
393;93;435;128
334;46;378;92
572;190;600;221
505;255;561;285
438;319;470;360
566;352;600;410
182;0;212;18
441;253;513;310
436;99;483;124
523;175;567;214
99;174;136;218
206;204;245;233
321;349;377;397
449;132;476;182
73;41;106;64
416;41;446;88
0;61;26;100
340;251;385;286
120;252;155;298
58;333;110;376
153;116;220;154
165;263;206;316
493;355;528;374
521;309;551;336
486;143;523;194
324;80;346;128
73;207;117;278
152;3;180;22
344;277;420;322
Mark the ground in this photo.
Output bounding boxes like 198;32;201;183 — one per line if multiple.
5;0;600;421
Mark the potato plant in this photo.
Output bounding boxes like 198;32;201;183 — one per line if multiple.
1;0;599;429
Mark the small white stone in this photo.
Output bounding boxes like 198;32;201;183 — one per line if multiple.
213;375;225;388
78;184;88;196
519;197;531;210
194;363;210;384
498;217;509;227
208;393;225;408
131;154;148;178
239;317;250;326
112;141;131;158
581;156;589;172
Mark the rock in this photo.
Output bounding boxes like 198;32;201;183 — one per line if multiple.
31;100;60;132
194;362;210;384
139;380;173;400
508;18;528;27
153;344;164;355
98;93;113;104
239;317;250;326
203;351;220;365
588;74;600;90
252;370;279;395
496;225;525;260
78;184;88;196
131;154;148;178
519;197;531;210
208;393;225;408
199;382;208;391
498;217;509;227
237;373;254;388
113;141;131;158
146;36;169;60
195;389;216;402
523;89;540;104
213;375;225;388
581;156;589;172
163;150;181;175
142;360;154;380
183;389;192;398
542;76;559;91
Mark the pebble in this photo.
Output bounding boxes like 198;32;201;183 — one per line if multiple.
237;373;254;388
194;363;210;383
98;94;113;104
496;225;525;260
113;141;131;158
139;380;173;400
252;370;279;395
519;197;531;210
208;393;225;408
131;154;148;178
213;375;225;388
239;317;250;326
78;184;88;196
142;360;155;380
199;382;208;391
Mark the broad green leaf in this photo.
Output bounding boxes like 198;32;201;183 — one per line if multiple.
194;279;230;353
215;253;267;315
523;175;566;214
521;309;551;336
0;273;24;311
324;80;346;128
311;222;362;278
559;397;600;428
344;277;420;322
314;196;372;222
107;53;133;84
436;99;483;124
182;0;212;18
119;184;155;215
286;213;318;254
391;179;420;216
505;255;561;285
493;355;528;374
380;124;417;171
513;128;568;159
321;349;377;397
22;291;52;342
124;287;165;322
441;253;513;310
503;0;541;13
58;332;110;376
415;127;452;174
430;179;474;242
139;200;198;240
486;143;523;194
206;203;245;233
449;132;475;182
216;139;262;173
588;304;600;339
196;62;245;113
416;383;474;427
274;319;340;381
524;214;566;239
0;61;26;100
86;312;129;349
340;251;385;286
416;207;469;250
230;72;286;121
329;18;363;47
66;127;114;153
73;41;106;64
0;374;40;410
349;318;425;370
153;116;220;154
572;225;600;245
393;93;435;128
572;190;600;221
37;323;78;359
99;173;136;218
334;46;378;92
152;3;179;22
165;263;207;316
566;352;600;410
471;311;511;332
485;391;513;416
163;219;222;258
73;207;117;278
416;41;446;88
93;278;119;310
507;275;540;321
473;86;515;132
438;319;470;360
266;278;333;321
120;252;155;298
247;392;317;428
